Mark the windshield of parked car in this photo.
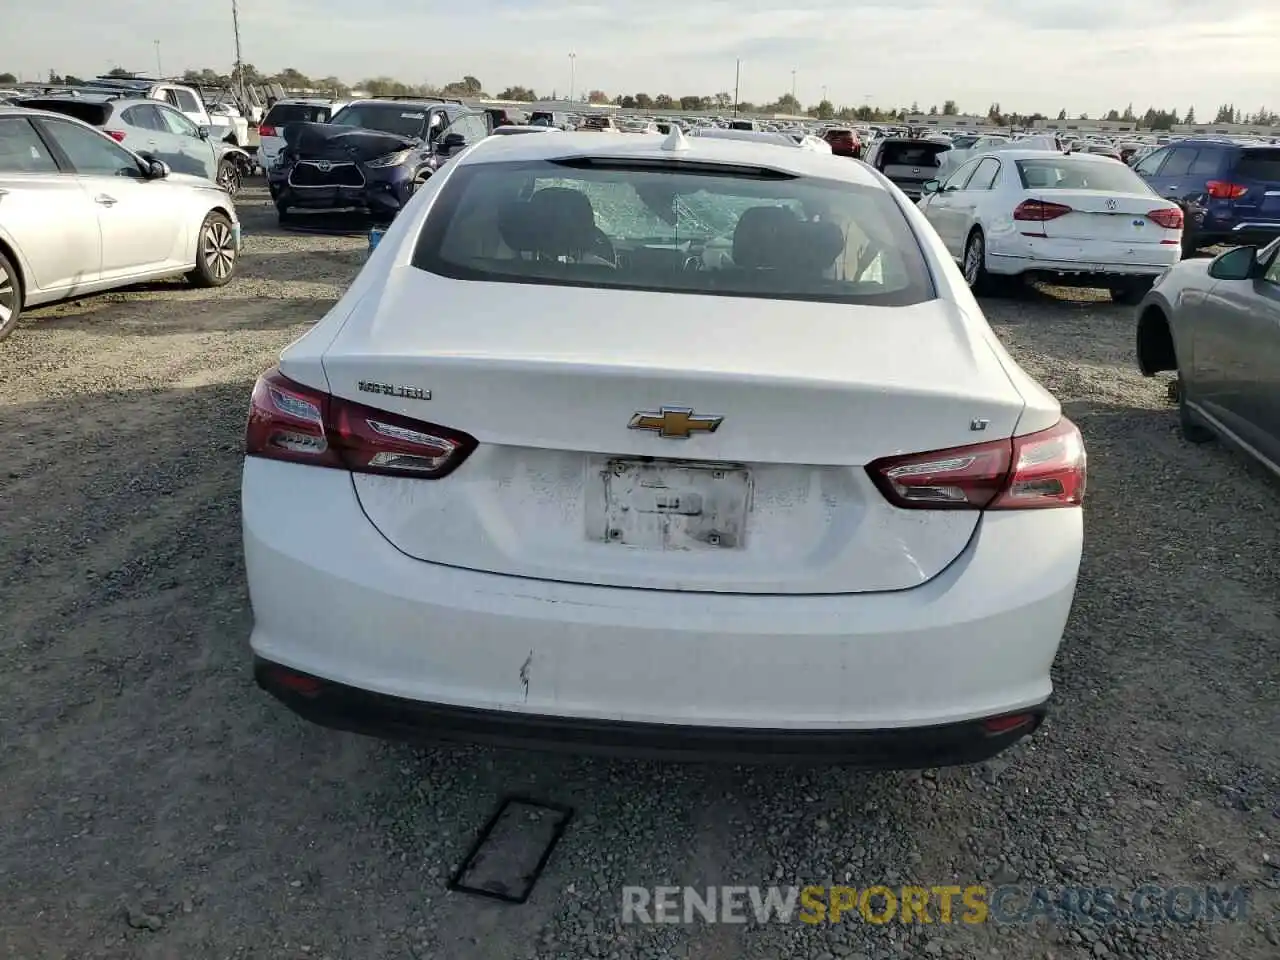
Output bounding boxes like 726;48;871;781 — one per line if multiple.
329;104;427;138
412;159;933;306
1016;158;1152;192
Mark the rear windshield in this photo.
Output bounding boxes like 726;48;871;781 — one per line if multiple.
412;159;933;306
879;143;947;166
1016;158;1152;193
263;103;333;126
1235;149;1280;183
329;104;427;138
24;100;110;126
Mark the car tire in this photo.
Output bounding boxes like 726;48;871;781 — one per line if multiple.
962;229;1010;296
1176;378;1215;444
0;249;23;343
216;158;242;196
186;211;238;288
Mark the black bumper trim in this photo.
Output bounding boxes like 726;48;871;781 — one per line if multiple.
255;658;1046;766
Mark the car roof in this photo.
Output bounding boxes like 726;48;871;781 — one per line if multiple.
985;149;1111;162
458;131;887;186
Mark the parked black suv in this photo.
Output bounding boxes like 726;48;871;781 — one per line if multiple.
268;97;491;223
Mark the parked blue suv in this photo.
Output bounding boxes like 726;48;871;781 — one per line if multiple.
1133;140;1280;256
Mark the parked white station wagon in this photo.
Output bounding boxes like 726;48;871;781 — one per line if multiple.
242;129;1086;765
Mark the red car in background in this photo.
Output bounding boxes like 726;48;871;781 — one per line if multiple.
823;128;862;159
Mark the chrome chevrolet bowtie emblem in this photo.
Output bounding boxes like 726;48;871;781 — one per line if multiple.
628;407;723;439
315;160;332;172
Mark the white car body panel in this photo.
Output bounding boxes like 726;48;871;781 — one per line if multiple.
243;133;1082;747
245;458;1079;728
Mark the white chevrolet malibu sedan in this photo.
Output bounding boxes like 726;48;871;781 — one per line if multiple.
242;129;1086;766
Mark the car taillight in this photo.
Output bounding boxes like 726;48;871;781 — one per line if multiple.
245;368;477;479
1146;207;1184;230
258;124;277;138
1013;199;1073;222
105;130;126;142
867;418;1086;511
1205;180;1247;200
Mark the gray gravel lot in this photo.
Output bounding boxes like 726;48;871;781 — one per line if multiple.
1;183;1277;960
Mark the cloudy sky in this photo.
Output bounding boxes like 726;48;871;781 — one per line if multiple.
6;0;1277;116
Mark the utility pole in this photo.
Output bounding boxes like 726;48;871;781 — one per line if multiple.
791;68;797;105
733;59;740;117
153;40;162;77
568;52;576;104
231;0;245;100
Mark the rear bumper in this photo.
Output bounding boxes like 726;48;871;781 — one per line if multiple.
988;245;1178;279
256;657;1047;765
243;459;1081;761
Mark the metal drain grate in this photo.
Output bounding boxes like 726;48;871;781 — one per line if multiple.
447;796;574;904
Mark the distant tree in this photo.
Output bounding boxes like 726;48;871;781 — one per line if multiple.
1057;108;1067;120
910;100;920;114
105;66;132;78
1104;108;1120;121
1183;106;1195;124
441;76;484;97
927;104;938;115
1080;112;1089;120
619;95;637;109
1122;102;1135;121
272;67;312;90
679;95;705;111
316;76;350;96
63;75;84;85
0;71;17;84
942;99;958;115
713;92;731;110
812;98;835;120
1213;103;1233;123
654;94;673;108
634;92;653;109
587;89;609;104
48;71;63;83
498;85;537;101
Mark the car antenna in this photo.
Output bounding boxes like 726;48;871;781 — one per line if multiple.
661;126;690;152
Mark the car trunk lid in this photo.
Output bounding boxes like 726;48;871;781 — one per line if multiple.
316;271;1030;595
1030;190;1179;243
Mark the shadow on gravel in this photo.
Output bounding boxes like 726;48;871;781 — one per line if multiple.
16;295;330;336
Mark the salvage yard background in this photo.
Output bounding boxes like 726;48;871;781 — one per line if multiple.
1;183;1278;960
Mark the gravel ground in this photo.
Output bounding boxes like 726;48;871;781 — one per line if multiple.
2;183;1277;960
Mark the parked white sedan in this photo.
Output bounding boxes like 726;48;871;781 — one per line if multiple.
918;149;1183;302
0;106;241;341
242;131;1086;765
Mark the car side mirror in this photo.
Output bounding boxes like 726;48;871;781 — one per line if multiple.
145;159;170;180
440;132;466;152
197;125;211;140
1208;245;1259;281
921;179;941;195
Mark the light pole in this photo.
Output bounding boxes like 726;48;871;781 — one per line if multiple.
568;53;576;104
733;58;741;117
153;40;162;77
821;84;827;103
791;69;797;106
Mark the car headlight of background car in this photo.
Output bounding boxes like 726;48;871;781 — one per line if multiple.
366;150;413;169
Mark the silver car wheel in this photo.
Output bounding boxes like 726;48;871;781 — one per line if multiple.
202;221;237;281
0;264;14;325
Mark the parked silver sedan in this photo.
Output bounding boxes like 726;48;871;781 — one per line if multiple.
0;106;241;341
1136;239;1280;472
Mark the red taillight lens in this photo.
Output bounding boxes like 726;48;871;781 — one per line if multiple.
1013;199;1073;222
245;368;477;479
105;130;126;142
1146;207;1184;230
1205;180;1247;200
867;418;1086;511
258;124;277;138
982;712;1037;735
